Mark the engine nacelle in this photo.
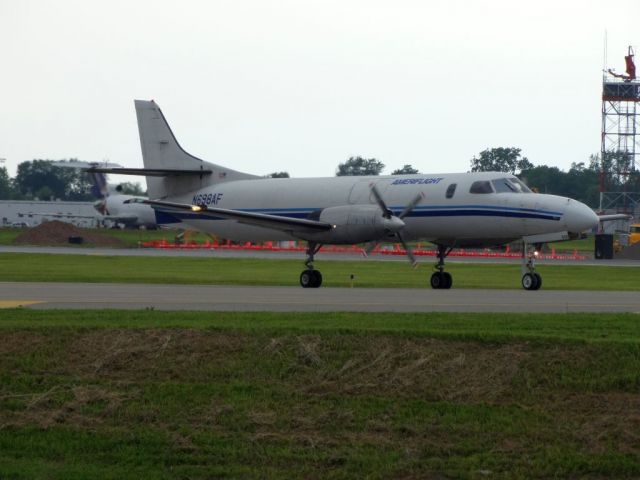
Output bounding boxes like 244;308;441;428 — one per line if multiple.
305;205;396;244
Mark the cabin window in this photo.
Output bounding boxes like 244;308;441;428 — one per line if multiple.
469;181;493;194
445;183;457;198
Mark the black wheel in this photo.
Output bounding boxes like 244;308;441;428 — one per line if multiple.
300;270;322;288
533;273;542;290
311;270;323;288
521;273;539;291
442;272;453;289
430;272;443;289
300;270;313;288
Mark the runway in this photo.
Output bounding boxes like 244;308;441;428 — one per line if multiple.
1;282;639;313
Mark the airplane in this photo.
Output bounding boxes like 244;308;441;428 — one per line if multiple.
55;160;157;228
88;99;622;290
93;187;157;229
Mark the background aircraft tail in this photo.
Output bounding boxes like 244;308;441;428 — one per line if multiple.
134;100;258;199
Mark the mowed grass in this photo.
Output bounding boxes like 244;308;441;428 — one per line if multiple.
1;310;640;479
0;252;638;290
0;227;211;247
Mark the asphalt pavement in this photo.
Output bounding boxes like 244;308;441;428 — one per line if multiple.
1;282;639;313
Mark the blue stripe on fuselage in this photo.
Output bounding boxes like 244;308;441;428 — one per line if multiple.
153;205;562;224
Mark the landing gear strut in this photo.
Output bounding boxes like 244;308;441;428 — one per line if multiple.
430;244;453;289
300;242;323;288
521;241;542;291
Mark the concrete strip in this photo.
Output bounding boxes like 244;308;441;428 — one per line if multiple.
0;282;638;313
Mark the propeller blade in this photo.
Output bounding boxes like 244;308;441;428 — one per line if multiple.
398;192;425;219
397;232;418;268
93;199;108;215
370;183;392;219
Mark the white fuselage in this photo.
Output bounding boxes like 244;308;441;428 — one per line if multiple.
104;194;157;228
153;172;598;247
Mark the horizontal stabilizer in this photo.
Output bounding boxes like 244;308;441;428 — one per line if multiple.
85;167;212;177
598;214;632;222
126;198;333;234
55;161;123;169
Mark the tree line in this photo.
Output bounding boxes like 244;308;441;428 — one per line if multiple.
0;159;145;201
2;152;637;208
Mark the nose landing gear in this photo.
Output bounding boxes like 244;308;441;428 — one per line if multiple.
521;241;542;291
430;244;453;289
300;242;323;288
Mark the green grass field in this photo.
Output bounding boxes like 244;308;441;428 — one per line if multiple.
0;226;213;247
0;252;637;290
1;310;640;479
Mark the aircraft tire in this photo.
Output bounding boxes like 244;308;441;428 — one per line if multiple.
533;273;542;290
311;270;323;288
300;269;322;288
442;272;453;289
300;270;313;288
430;272;443;289
521;273;539;291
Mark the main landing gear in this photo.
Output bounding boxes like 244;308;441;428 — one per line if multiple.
521;241;542;291
300;242;323;288
430;244;453;289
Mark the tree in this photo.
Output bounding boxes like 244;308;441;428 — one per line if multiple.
391;164;419;175
13;159;94;201
336;156;385;176
115;182;147;196
590;151;640;191
519;162;600;208
470;148;533;175
0;166;14;199
266;171;290;178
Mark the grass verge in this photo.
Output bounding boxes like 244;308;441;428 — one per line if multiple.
0;252;638;290
1;310;640;478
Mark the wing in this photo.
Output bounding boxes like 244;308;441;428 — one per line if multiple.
28;212;98;219
127;199;333;234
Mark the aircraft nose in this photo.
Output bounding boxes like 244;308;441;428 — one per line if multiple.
564;200;599;234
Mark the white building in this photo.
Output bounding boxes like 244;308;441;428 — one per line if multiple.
0;200;102;228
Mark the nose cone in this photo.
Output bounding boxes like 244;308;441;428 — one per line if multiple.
564;200;599;234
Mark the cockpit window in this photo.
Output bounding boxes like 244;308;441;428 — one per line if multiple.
469;181;493;194
491;177;532;194
445;183;457;199
510;177;532;193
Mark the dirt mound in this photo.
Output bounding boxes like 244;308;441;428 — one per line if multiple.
12;220;127;248
615;241;640;260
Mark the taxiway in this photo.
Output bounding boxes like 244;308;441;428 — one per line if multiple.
1;282;638;313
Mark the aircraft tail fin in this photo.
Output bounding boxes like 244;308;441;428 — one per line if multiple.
134;100;258;199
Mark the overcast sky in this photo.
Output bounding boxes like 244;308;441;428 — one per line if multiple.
1;0;639;184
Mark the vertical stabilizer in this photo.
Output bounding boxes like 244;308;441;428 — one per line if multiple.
134;100;258;199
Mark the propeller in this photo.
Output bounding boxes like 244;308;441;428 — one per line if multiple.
93;199;108;216
364;184;424;267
